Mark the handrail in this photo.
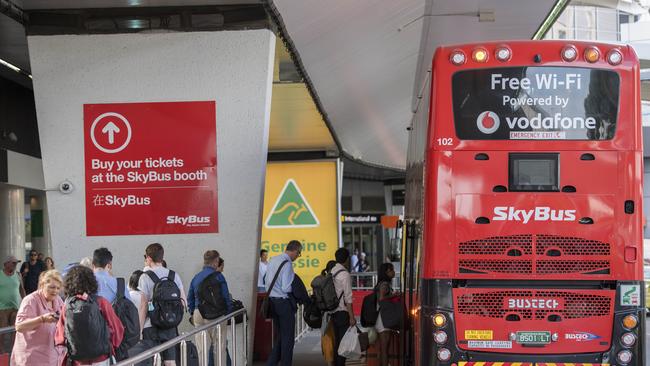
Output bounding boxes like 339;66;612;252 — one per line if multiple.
294;303;308;342
115;308;248;366
350;272;401;290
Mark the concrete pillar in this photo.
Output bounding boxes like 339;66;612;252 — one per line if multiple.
0;186;25;261
29;194;51;258
29;30;275;363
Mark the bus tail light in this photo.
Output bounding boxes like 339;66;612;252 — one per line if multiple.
434;330;448;344
584;47;601;63
561;45;578;62
437;348;451;362
450;50;466;65
472;48;488;63
622;314;638;330
432;313;447;327
617;350;633;364
495;46;511;62
621;332;636;347
607;49;623;65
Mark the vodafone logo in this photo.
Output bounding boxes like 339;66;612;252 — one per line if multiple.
476;111;500;134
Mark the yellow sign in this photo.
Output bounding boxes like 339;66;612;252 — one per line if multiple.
261;161;339;286
464;330;493;340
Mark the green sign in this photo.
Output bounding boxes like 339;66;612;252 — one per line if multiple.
265;179;319;228
31;210;43;238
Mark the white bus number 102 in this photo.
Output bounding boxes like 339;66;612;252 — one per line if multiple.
437;138;453;146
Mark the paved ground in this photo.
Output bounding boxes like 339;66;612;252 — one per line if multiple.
255;319;650;366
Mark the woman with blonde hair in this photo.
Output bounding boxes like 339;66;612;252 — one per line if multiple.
11;270;64;366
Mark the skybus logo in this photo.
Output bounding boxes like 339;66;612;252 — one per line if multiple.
166;215;211;227
493;207;576;224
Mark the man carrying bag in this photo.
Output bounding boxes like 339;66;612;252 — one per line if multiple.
264;241;302;366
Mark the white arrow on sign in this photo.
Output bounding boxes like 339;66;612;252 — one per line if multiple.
101;122;121;144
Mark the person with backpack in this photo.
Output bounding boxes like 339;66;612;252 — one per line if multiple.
331;248;355;366
92;248;140;361
128;270;148;333
55;265;124;366
374;263;397;366
187;250;232;366
92;248;132;303
138;243;187;366
265;240;302;366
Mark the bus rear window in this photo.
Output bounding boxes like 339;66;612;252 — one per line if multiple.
452;67;619;140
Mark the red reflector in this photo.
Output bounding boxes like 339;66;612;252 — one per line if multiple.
624;246;637;262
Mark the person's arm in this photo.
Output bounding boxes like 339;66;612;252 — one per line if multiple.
219;275;233;313
18;274;25;298
19;263;27;277
15;297;58;332
377;282;390;301
100;298;125;350
279;262;293;295
177;277;188;311
138;292;147;333
54;304;66;347
187;278;196;314
343;272;356;326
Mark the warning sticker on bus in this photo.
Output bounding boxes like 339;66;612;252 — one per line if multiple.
452;67;619;141
467;340;512;349
464;330;493;340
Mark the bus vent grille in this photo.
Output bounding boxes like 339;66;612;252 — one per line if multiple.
459;260;532;274
457;234;611;276
456;290;612;319
536;260;610;274
536;235;610;255
459;234;533;255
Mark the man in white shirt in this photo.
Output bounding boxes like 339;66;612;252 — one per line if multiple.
331;248;356;366
350;249;359;273
258;249;269;292
137;243;187;366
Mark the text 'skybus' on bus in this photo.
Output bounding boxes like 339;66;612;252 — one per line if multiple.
402;41;645;366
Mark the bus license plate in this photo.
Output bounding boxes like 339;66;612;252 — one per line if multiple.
515;331;551;345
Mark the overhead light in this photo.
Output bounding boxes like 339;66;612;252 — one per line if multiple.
0;58;32;79
0;59;21;73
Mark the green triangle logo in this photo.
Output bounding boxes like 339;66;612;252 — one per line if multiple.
265;179;319;228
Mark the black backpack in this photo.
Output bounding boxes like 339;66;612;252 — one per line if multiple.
197;272;227;320
64;295;112;361
311;269;345;312
303;295;323;328
360;287;379;327
112;278;141;361
146;270;184;329
175;340;199;366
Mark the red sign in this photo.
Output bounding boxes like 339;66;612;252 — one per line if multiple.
84;101;218;236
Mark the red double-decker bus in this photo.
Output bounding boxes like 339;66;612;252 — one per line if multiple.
402;41;645;366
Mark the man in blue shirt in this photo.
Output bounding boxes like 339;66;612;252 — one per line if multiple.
265;240;302;366
188;250;232;366
92;247;131;303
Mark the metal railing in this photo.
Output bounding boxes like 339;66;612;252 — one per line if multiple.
351;272;401;291
115;308;247;366
294;303;309;342
0;326;16;356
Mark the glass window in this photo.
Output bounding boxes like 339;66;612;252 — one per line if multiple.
452;67;620;140
597;7;619;41
575;6;596;40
